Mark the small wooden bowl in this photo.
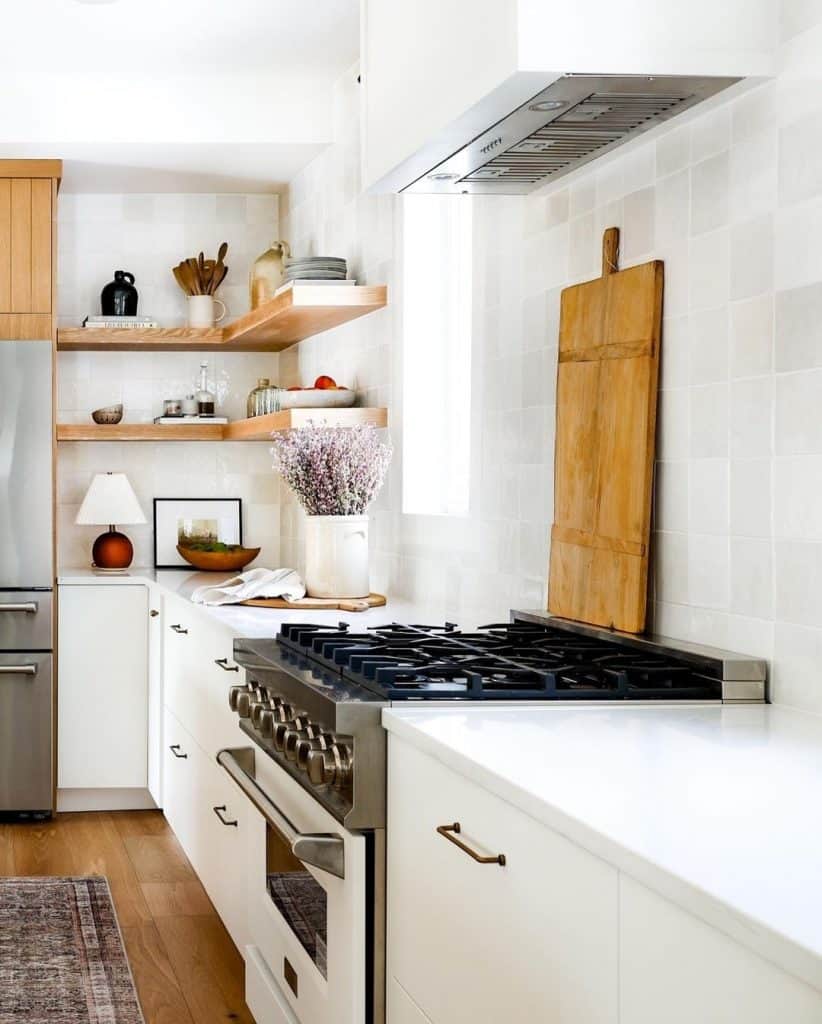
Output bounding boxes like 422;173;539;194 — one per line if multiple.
176;545;260;572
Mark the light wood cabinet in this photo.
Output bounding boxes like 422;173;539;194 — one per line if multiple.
387;736;620;1024
0;176;52;314
58;584;149;793
619;876;822;1023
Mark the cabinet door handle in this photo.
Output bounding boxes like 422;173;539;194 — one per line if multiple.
169;624;188;634
169;744;188;759
214;657;239;673
0;664;37;676
0;602;37;614
150;609;159;618
213;804;238;827
436;822;506;866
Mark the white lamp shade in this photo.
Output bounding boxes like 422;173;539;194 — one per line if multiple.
75;473;146;526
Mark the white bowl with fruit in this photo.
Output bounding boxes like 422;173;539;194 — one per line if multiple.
276;375;357;409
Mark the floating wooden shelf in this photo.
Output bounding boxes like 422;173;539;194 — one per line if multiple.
57;327;224;351
56;423;225;442
56;285;388;353
56;408;389;442
223;407;388;440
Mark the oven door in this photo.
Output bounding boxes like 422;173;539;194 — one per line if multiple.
218;747;369;1024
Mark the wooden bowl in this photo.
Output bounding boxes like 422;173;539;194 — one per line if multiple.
176;545;260;572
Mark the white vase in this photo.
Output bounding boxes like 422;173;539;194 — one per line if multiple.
304;515;370;599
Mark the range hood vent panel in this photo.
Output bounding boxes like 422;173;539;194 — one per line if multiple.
404;74;740;195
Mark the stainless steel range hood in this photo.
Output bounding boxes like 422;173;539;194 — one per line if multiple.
402;74;739;195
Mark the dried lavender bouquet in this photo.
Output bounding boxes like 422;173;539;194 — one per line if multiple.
271;424;392;515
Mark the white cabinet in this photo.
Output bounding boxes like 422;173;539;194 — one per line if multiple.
387;735;619;1024
619;876;822;1023
162;592;242;757
161;596;249;951
58;584;149;797
162;706;198;851
192;749;249;948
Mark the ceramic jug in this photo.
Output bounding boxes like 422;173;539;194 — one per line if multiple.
101;271;138;316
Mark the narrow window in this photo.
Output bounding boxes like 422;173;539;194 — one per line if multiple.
402;195;473;516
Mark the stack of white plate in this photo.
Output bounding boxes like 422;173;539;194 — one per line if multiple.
283;256;347;282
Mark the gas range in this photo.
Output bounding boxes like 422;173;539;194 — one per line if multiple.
230;612;767;831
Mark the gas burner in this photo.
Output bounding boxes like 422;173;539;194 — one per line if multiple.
276;619;724;701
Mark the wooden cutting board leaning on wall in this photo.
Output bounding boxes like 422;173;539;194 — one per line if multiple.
548;228;663;634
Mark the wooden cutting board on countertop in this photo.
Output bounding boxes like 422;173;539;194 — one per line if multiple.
241;592;387;613
547;228;663;634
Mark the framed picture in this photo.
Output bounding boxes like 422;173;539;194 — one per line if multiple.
153;498;243;569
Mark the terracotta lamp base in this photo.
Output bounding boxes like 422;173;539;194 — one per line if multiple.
92;528;134;570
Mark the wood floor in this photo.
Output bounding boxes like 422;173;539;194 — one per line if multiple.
0;810;254;1024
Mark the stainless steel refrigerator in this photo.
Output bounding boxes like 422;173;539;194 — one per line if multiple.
0;341;53;815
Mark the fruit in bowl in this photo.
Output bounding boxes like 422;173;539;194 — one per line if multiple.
176;541;260;572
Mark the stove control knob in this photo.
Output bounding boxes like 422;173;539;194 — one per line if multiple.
275;703;294;722
306;741;352;789
250;700;271;729
257;708;275;738
236;690;254;719
228;685;248;712
296;732;332;772
306;748;330;786
284;728;309;761
330;742;353;790
272;721;291;751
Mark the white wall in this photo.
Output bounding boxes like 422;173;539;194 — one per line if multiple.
57;193;282;568
282;6;822;712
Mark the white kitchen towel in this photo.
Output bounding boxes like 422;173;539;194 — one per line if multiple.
190;567;306;605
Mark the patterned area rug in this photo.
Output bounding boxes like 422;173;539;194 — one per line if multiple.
0;876;144;1024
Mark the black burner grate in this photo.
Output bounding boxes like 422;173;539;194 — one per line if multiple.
276;621;722;701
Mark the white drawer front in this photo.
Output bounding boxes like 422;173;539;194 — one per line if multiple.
246;945;299;1024
162;594;245;757
387;736;619;1024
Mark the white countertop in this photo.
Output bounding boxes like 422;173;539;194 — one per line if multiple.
383;703;822;993
58;567;431;637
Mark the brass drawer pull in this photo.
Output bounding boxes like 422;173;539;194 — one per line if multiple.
436;822;506;866
214;657;239;672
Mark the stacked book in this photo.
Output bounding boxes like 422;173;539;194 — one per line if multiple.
82;315;160;329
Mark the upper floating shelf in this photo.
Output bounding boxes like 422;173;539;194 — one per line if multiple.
56;284;388;353
56;407;389;442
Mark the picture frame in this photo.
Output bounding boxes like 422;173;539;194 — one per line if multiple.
153;497;243;569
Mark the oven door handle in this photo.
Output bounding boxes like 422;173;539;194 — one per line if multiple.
217;746;345;879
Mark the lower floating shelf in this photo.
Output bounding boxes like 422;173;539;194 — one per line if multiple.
56;407;388;442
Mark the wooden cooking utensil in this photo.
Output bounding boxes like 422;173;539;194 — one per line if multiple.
547;227;663;634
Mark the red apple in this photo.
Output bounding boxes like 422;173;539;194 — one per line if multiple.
314;375;337;390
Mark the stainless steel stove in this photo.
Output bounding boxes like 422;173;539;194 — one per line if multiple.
230;612;767;831
225;611;766;1024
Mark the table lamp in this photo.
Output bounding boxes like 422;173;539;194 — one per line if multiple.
75;472;146;570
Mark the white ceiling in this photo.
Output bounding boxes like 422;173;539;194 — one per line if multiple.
0;0;360;191
3;0;359;74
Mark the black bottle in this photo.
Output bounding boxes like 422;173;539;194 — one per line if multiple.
101;271;138;316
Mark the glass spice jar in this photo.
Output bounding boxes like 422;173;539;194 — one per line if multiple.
247;378;276;417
